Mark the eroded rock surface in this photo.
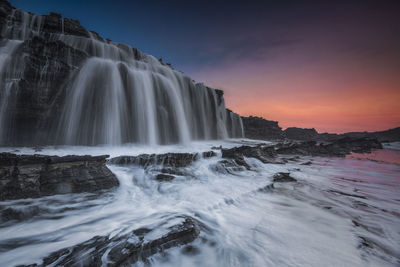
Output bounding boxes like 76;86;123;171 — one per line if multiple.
0;153;119;200
222;145;277;163
110;151;216;168
22;216;200;267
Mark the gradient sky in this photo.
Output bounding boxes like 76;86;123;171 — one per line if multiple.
10;0;400;133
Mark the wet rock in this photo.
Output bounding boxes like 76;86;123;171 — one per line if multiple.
0;153;119;201
181;245;201;255
222;145;277;164
202;151;216;158
0;35;88;146
258;183;275;192
1;206;40;222
159;168;185;176
156;173;175;182
24;217;200;266
110;153;197;167
212;160;247;173
110;151;216;168
273;172;297;183
233;155;251;170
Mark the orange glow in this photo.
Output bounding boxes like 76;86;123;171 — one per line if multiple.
190;56;400;133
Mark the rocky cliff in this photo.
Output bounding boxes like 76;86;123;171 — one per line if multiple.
0;0;243;146
241;116;283;140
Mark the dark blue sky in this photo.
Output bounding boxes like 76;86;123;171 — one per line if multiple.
8;0;400;132
11;0;398;73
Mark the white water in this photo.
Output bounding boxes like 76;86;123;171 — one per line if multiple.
0;142;399;266
0;7;243;146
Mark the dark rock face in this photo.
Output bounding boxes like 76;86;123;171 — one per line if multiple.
276;137;382;157
0;153;119;200
22;216;200;267
0;0;244;146
273;172;297;183
241;116;283;140
283;127;319;141
4;37;88;145
110;151;215;168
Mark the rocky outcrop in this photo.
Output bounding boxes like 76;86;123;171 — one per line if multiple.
240;114;399;143
0;153;119;200
283;127;319;141
110;151;216;182
275;137;382;157
241;116;283;140
21;216;200;266
216;137;382;170
110;151;216;168
222;145;277;163
221;145;283;169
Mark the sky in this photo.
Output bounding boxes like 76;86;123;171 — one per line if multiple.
10;0;400;133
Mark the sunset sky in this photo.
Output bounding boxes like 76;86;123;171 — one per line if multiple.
11;0;400;133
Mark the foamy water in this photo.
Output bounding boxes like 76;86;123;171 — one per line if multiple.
0;141;399;266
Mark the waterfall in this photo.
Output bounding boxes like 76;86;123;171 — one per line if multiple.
0;4;243;146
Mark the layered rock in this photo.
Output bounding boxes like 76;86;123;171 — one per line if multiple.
0;153;119;200
21;216;200;266
216;137;382;170
109;151;216;168
222;145;277;164
220;144;283;170
110;151;216;182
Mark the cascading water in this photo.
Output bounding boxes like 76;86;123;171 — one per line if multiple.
0;4;243;146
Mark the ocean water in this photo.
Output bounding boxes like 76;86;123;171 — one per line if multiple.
0;140;399;266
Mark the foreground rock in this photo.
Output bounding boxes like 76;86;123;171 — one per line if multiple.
110;151;216;168
0;153;119;201
23;216;200;266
